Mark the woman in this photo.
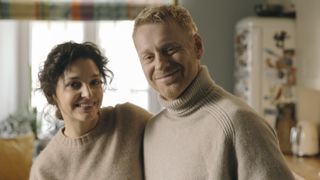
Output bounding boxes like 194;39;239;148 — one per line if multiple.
29;41;152;180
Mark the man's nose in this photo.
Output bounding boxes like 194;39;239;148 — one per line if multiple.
155;53;170;70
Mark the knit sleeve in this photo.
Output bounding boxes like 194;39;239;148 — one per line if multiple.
29;163;38;180
118;102;153;123
233;109;294;180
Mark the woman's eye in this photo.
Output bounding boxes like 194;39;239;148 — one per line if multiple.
91;79;102;86
69;82;81;89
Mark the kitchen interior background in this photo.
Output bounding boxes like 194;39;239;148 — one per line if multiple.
0;0;319;138
185;0;320;129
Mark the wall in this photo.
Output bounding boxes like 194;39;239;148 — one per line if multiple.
295;0;320;124
297;87;320;123
180;0;263;92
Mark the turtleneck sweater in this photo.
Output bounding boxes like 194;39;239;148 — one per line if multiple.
30;103;151;180
143;66;294;180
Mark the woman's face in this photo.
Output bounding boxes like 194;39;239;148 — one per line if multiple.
54;58;103;124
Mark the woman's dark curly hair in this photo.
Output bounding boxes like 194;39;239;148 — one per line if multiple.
38;41;113;119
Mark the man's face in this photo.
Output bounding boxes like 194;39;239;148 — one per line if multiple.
133;22;203;101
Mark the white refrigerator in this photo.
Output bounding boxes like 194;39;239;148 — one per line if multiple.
234;17;297;129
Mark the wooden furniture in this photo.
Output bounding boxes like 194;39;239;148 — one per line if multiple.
284;154;320;180
0;134;34;180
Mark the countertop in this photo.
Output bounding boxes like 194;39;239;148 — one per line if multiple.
284;154;320;180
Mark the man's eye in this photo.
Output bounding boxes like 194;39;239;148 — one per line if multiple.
165;46;179;55
167;47;175;53
142;55;154;63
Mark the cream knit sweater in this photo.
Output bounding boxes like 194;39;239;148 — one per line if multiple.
30;103;151;180
143;66;294;180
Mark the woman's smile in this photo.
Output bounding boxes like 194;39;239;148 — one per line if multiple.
75;101;97;113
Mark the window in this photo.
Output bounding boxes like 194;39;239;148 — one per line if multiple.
98;21;149;109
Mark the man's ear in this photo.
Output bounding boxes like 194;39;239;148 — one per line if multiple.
193;33;204;59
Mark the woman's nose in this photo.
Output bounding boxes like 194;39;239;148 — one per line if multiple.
81;84;93;98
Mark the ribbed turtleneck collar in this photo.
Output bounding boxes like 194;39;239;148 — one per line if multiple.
158;66;217;117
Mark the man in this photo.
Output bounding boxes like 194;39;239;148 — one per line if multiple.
132;5;294;180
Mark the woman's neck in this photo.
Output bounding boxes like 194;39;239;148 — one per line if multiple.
63;115;100;138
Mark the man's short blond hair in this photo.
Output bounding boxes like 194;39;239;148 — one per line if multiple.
133;5;198;36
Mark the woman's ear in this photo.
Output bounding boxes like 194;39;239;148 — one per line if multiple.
51;94;63;120
193;33;204;59
51;94;58;106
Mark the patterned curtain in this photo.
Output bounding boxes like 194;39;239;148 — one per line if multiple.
0;0;175;20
